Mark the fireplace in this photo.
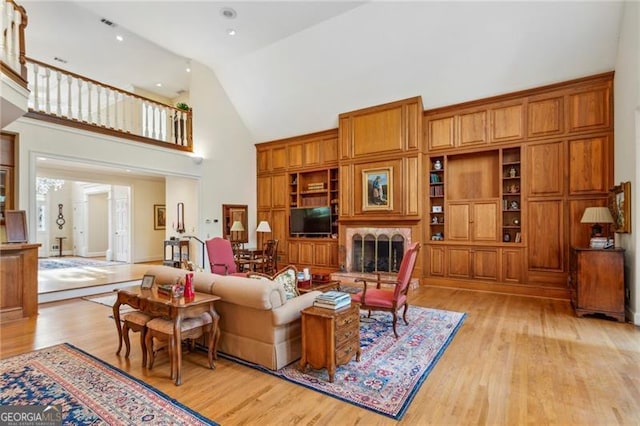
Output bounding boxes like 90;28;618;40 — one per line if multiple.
345;227;412;273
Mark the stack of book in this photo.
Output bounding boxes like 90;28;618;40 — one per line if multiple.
307;182;324;191
589;237;610;249
313;291;351;310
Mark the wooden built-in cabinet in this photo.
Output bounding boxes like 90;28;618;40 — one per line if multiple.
256;130;340;272
0;243;40;322
424;72;613;298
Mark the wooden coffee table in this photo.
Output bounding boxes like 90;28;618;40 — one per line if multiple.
298;279;341;294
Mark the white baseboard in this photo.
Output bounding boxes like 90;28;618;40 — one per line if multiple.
38;280;140;304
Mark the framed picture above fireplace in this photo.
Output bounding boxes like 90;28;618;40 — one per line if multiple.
362;167;393;211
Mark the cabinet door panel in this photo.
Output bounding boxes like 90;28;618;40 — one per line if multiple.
526;141;564;197
568;86;610;133
257;149;270;173
323;136;339;164
490;103;523;142
528;200;564;271
339;165;352;217
427;116;455;151
459;111;487;147
447;247;471;278
473;249;498;281
271;209;288;253
271;174;288;209
427;245;446;276
288;143;303;168
288;241;299;264
503;248;523;283
568;136;610;195
528;97;563;137
447;203;470;241
298;242;315;265
303;139;321;167
472;201;499;242
257;176;272;209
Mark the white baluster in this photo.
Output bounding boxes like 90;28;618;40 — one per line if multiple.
105;89;111;128
152;104;157;139
44;67;51;114
32;63;40;111
87;81;93;124
122;94;127;133
113;91;119;130
145;102;151;138
66;74;72;118
55;71;62;116
77;79;83;121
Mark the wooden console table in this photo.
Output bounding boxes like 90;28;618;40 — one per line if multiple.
0;243;41;323
113;286;221;385
299;303;361;382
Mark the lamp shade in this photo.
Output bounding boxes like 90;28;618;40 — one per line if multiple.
230;220;245;232
580;207;614;224
256;221;271;233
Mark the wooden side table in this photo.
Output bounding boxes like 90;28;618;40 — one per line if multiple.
299;303;361;382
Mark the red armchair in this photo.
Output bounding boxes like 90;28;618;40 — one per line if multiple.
351;242;421;338
205;237;247;276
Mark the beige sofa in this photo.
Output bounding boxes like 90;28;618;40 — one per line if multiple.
144;265;321;370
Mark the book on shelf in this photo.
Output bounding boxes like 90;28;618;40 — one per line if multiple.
314;299;351;310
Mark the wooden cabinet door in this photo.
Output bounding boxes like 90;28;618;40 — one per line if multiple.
526;140;564;197
322;136;339;164
271;209;288;254
426;245;446;277
314;242;338;267
503;248;523;283
271;146;288;171
528;200;564;272
490;103;524;142
568;136;611;195
472;201;499;242
528;96;564;138
473;249;498;281
447;202;470;241
288;240;299;264
257;176;272;209
256;148;270;174
447;247;471;278
458;111;487;148
427;116;455;151
303;139;322;167
288;143;303;168
298;242;315;265
271;174;288;209
568;85;611;134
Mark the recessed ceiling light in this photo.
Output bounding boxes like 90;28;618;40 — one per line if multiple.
227;28;237;36
220;7;236;19
156;83;162;87
116;35;124;42
186;67;191;73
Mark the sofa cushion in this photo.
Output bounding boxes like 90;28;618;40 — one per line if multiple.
249;265;299;300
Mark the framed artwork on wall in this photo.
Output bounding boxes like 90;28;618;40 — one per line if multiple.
154;204;166;230
609;181;631;233
362;167;393;211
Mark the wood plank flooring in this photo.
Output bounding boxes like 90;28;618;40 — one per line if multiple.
1;286;639;425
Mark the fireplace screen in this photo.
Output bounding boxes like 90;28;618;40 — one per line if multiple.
351;233;406;273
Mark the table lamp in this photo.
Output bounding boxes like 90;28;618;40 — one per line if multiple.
581;207;614;248
256;220;271;250
230;220;245;242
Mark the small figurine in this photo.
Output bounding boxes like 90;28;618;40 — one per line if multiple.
432;216;439;224
508;167;517;178
510;201;519;210
434;160;442;170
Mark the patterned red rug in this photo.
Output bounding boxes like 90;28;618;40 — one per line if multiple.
0;344;217;425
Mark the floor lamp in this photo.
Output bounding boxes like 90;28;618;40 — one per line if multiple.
256;221;271;251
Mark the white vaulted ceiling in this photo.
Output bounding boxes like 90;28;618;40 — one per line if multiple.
21;1;625;142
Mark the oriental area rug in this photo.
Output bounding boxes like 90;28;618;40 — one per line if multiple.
0;343;218;425
222;305;466;420
38;257;125;270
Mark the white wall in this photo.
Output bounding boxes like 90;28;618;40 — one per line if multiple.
87;192;108;254
614;0;639;324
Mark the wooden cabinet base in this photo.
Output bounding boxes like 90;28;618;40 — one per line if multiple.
0;243;41;322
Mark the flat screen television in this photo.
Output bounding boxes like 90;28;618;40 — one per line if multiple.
290;206;332;235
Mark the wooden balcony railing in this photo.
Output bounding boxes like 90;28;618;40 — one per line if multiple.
1;0;28;87
24;58;193;152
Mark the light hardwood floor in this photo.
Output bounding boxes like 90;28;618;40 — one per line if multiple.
2;286;639;425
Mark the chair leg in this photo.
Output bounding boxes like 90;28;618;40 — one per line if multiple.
123;322;132;358
146;332;155;369
140;328;148;368
402;304;409;325
392;312;399;338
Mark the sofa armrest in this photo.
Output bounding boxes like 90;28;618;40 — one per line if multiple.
272;290;322;326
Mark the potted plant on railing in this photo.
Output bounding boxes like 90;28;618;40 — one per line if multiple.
174;103;190;144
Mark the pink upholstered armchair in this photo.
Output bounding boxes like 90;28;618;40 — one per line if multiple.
205;237;247;276
351;242;421;338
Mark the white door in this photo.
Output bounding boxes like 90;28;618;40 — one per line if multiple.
73;201;87;256
112;186;130;262
36;195;49;257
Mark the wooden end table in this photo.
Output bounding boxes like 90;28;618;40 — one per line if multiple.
299;303;361;382
297;279;341;294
